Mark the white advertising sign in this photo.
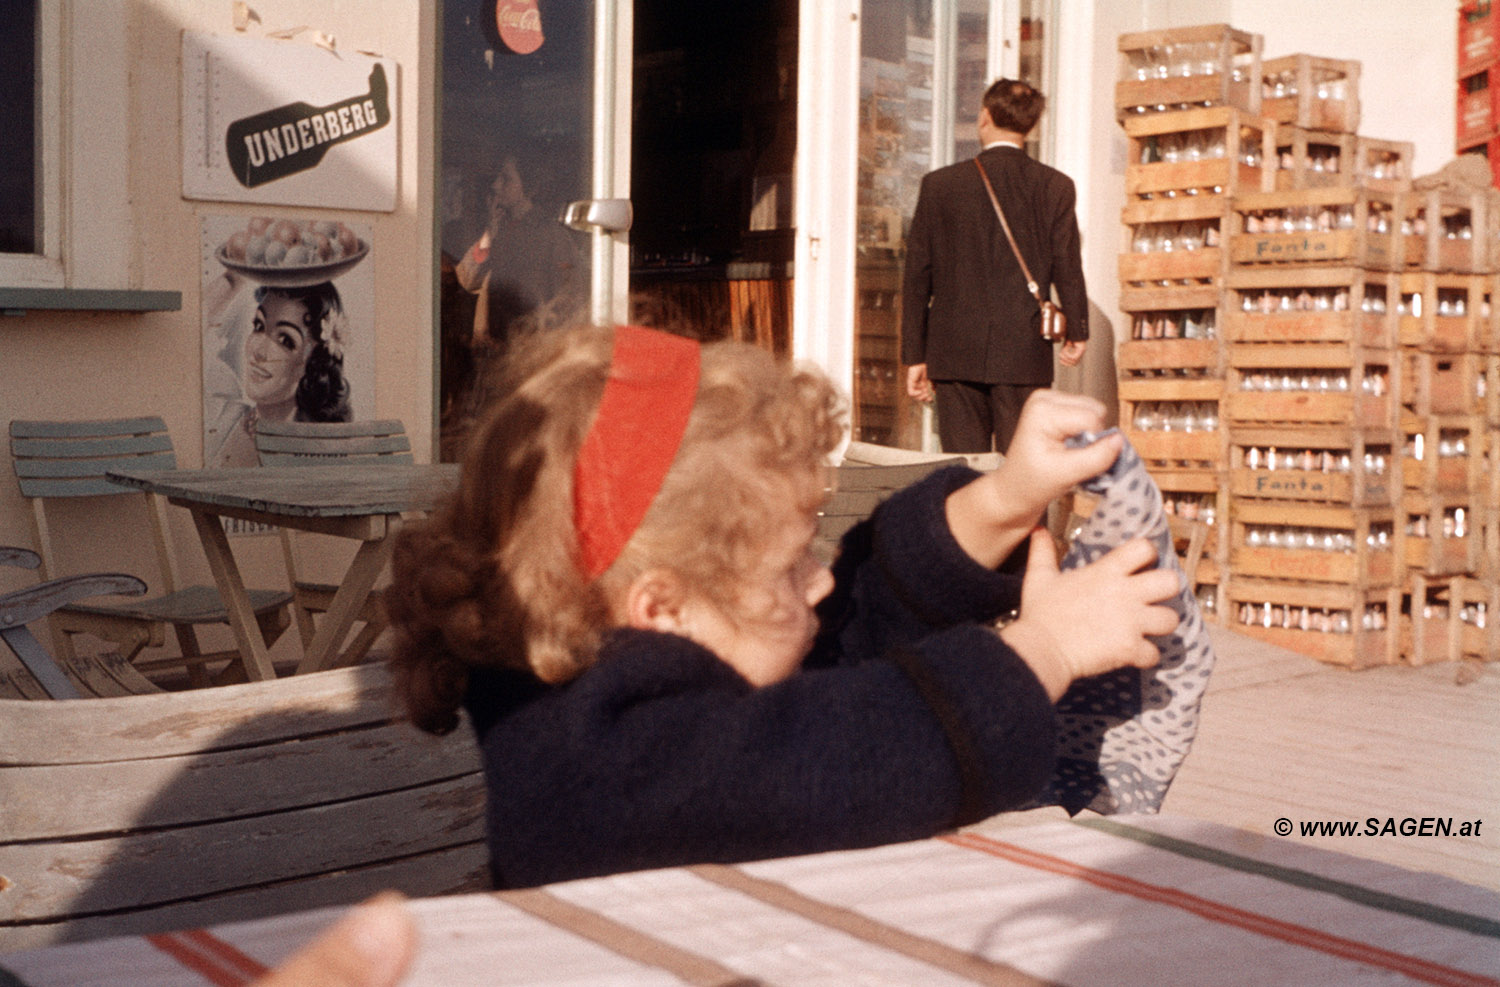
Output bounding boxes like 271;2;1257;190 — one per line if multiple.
182;32;398;211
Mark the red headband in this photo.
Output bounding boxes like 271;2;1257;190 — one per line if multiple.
574;325;701;581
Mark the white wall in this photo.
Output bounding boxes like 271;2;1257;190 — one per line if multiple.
1227;0;1456;177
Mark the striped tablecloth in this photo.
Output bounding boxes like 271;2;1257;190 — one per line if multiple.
5;816;1497;986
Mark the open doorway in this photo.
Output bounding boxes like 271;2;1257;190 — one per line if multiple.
628;0;798;352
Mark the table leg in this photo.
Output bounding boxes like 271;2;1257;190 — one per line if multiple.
294;529;397;675
190;510;278;681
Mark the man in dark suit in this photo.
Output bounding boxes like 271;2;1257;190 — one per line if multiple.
901;78;1088;454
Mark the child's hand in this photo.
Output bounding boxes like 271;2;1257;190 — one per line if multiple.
992;390;1121;517
945;390;1121;569
999;529;1180;701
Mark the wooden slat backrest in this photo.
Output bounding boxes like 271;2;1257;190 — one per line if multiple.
8;417;184;592
10;417;177;498
254;419;413;466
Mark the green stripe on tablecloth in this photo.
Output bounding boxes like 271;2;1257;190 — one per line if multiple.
1076;817;1500;940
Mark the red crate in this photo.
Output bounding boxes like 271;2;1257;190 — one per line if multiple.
1457;68;1500;148
1460;1;1500;77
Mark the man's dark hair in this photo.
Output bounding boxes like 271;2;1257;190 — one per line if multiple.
982;78;1046;134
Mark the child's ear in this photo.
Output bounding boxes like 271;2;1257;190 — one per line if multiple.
623;568;689;633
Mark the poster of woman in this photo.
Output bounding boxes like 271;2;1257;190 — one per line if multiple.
201;214;375;470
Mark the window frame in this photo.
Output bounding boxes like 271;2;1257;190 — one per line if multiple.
1;0;63;288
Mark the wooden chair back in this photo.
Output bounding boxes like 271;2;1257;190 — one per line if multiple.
9;416;181;590
253;420;411;663
253;419;413;466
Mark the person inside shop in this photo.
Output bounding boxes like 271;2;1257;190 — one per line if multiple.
383;322;1178;890
902;77;1089;455
453;152;583;351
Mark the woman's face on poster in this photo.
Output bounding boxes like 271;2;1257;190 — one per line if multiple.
244;292;314;407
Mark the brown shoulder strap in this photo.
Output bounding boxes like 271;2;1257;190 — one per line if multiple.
974;158;1042;302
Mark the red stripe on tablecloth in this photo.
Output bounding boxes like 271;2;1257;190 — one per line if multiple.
146;929;269;987
943;832;1499;987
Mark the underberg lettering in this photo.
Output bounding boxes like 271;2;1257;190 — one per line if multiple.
226;64;391;188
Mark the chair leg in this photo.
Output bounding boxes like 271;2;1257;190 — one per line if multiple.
330;618;387;668
173;623;211;688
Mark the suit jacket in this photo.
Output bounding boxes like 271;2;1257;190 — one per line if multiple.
900;146;1088;386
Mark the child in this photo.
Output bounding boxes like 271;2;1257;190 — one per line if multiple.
386;323;1178;890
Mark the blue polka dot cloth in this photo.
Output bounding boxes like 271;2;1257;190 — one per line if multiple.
1032;428;1216;815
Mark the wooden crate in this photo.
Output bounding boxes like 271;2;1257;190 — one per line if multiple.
1118;280;1225;375
1124;106;1274;198
1402;491;1481;576
1352;136;1417;193
1229;499;1399;586
1224;266;1396;347
1225;342;1398;428
1119;373;1225;468
1260;54;1360;133
1225;576;1399;667
1119;339;1225;380
1397;272;1487;352
1119;196;1230;286
1228;425;1397;507
1400;575;1461;665
1116;23;1262;119
1228;188;1406;270
1401;351;1486;418
1454;576;1499;660
1484;280;1500;354
1271;126;1356;191
1401;574;1499;664
1486;354;1500;424
1400;412;1485;495
1411;187;1489;273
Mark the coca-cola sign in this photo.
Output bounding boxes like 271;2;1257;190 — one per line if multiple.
497;0;544;55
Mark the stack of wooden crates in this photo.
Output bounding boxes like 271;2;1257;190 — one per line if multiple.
1115;24;1499;668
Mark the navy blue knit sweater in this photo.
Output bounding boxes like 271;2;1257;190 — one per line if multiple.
463;466;1058;889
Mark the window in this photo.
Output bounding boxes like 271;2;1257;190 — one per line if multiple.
0;2;132;293
0;1;37;256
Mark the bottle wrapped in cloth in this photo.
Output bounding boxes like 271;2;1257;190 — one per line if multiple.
1032;428;1216;815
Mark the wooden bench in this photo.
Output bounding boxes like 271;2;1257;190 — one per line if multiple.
0;663;486;950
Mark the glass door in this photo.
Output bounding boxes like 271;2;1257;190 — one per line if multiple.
437;1;629;460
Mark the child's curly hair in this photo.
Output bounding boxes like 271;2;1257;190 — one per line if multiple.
385;324;846;735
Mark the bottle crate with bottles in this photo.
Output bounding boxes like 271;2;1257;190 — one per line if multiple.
1396;271;1488;352
1229;499;1400;587
1224;265;1396;346
1225;577;1400;666
1228;425;1396;508
1402;491;1481;576
1124;106;1275;201
1228;188;1408;270
1116;23;1262;120
1399;412;1485;495
1225;342;1399;429
1259;54;1361;133
1119;196;1230;287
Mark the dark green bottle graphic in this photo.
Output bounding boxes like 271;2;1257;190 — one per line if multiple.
226;64;390;188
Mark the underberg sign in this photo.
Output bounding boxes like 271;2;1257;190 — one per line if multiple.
181;32;398;211
226;65;392;188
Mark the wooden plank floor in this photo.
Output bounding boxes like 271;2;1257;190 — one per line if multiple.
1157;624;1500;891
